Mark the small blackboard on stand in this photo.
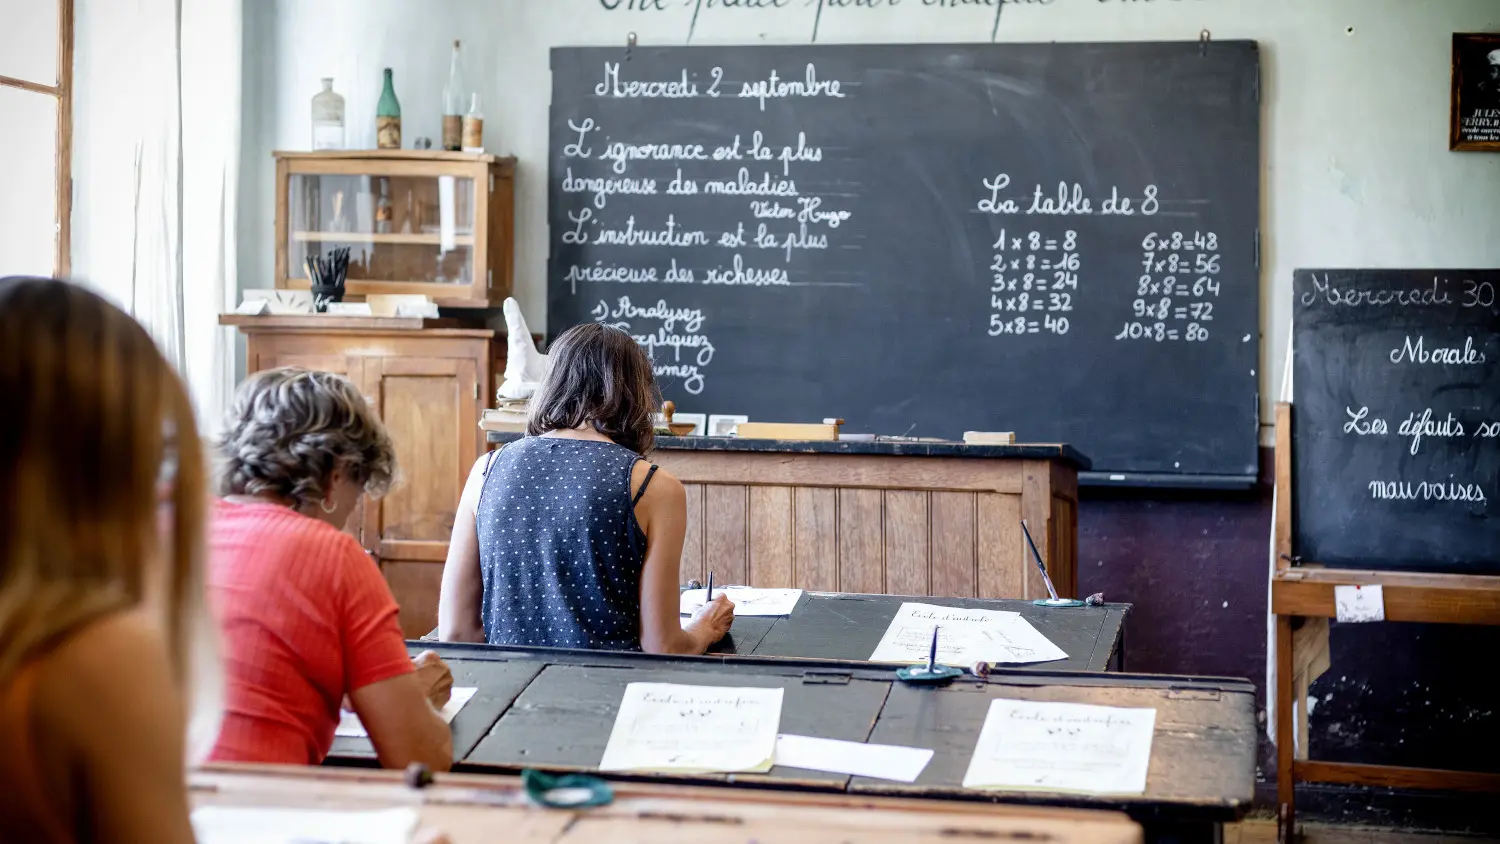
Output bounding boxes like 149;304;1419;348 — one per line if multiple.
1271;268;1500;841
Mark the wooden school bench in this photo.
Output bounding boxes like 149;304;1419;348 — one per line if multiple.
326;645;1253;844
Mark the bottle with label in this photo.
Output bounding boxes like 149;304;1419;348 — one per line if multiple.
311;78;344;151
462;93;484;153
442;40;465;151
376;68;401;150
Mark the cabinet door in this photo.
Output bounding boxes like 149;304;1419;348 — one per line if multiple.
362;355;479;637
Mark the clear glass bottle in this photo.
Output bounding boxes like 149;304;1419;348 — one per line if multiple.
462;93;484;153
311;78;345;151
374;178;393;234
442;40;465;151
376;68;402;150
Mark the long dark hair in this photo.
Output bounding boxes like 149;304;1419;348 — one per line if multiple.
527;323;659;455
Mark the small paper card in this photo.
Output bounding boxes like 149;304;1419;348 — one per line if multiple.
1334;584;1385;623
599;683;782;774
192;806;417;844
963;699;1156;795
335;687;477;738
774;734;933;782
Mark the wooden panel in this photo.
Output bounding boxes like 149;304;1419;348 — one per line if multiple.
1271;572;1500;625
977;493;1023;598
930;492;977;599
749;486;793;588
838;489;884;594
1019;461;1053;600
884;491;929;597
373;358;469;544
680;482;706;584
658;451;1026;494
704;484;748;585
793;487;838;592
1293;760;1500;794
1054;495;1078;598
191;767;1143;844
383;560;443;639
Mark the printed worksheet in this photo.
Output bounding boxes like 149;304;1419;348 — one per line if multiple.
599;682;783;774
680;587;804;617
962;699;1156;794
867;602;1067;665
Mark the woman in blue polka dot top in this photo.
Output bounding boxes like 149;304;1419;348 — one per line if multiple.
436;322;734;653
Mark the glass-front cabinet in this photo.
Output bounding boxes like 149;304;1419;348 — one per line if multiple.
274;151;514;307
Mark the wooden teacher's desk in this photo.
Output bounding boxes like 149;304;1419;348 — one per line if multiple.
487;433;1088;602
329;645;1253;842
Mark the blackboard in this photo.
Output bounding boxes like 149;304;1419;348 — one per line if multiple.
1292;269;1500;574
547;42;1262;480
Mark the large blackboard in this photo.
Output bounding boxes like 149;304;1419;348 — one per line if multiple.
548;42;1261;480
1292;270;1500;574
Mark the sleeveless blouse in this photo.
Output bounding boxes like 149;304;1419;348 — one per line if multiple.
474;436;656;651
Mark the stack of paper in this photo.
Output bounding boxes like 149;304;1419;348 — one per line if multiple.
679;587;803;617
962;699;1156;794
599;683;783;773
868;602;1067;665
336;687;478;738
191;806;418;844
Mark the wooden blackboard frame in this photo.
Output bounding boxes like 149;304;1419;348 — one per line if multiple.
1270;402;1500;842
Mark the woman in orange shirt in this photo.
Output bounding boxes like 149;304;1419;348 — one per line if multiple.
208;366;454;771
0;276;219;843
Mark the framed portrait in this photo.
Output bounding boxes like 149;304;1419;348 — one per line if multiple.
1450;33;1500;151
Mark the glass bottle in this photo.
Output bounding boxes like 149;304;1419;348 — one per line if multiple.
311;78;344;151
442;40;465;151
376;68;402;150
375;178;393;234
462;93;484;153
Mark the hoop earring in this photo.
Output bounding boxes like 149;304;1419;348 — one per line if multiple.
320;497;338;514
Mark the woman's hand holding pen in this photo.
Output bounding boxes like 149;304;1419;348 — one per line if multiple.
687;594;735;650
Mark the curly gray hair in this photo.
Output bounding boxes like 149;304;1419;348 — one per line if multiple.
216;367;398;508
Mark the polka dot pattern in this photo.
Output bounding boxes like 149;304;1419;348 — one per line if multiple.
475;437;649;651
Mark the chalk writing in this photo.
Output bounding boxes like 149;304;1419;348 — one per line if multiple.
1388;335;1487;366
594;296;716;395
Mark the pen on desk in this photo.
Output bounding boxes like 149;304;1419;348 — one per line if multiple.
706;571;715;605
1020;519;1062;601
927;626;939;674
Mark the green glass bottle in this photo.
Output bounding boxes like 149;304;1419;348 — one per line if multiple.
376;68;401;149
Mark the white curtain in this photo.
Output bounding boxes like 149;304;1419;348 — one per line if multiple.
72;0;242;431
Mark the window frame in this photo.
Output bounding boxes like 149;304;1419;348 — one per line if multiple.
0;0;74;276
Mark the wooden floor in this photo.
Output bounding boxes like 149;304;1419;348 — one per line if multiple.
1229;819;1500;843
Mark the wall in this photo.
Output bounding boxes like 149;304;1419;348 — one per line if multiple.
243;0;1500;445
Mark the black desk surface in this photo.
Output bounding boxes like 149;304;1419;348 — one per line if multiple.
426;591;1129;673
341;645;1254;827
733;592;1128;671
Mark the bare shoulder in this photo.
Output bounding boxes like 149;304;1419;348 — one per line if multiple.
35;608;181;744
632;461;683;505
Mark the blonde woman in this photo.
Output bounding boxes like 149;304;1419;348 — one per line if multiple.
0;277;221;843
209;367;454;770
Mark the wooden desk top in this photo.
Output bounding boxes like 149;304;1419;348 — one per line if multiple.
333;645;1255;826
194;764;1143;844
424;591;1129;673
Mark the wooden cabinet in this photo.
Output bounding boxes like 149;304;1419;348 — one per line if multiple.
274;150;515;308
223;315;497;637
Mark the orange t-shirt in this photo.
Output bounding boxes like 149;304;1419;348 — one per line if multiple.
206;499;413;765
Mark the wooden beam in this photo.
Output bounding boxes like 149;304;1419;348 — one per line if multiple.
55;0;74;277
1295;760;1500;794
1271;571;1500;625
0;74;59;96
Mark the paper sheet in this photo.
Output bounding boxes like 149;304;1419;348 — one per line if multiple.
335;686;477;738
191;806;418;844
773;734;933;782
867;603;1068;665
680;587;804;617
1334;584;1385;622
962;699;1156;794
599;682;783;774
